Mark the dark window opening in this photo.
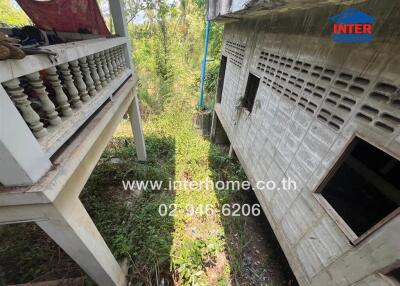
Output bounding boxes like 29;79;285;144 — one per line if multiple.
216;56;227;104
387;267;400;285
213;115;230;146
243;73;260;112
318;137;400;242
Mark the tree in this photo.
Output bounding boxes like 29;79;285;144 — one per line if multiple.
125;0;145;24
0;0;29;26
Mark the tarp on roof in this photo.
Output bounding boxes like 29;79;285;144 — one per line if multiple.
16;0;110;35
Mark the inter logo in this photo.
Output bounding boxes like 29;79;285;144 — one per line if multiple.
330;8;374;43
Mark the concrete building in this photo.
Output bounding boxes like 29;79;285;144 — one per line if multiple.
209;0;400;285
0;1;146;285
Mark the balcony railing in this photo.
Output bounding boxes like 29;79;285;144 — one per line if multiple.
1;37;132;158
0;37;135;186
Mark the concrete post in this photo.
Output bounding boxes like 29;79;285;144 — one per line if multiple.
228;144;234;158
210;110;217;141
108;0;132;70
36;198;126;286
128;92;147;161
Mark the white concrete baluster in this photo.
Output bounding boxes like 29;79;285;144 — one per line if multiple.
87;54;102;91
118;46;126;69
58;63;83;109
70;60;90;102
105;49;116;80
109;0;132;70
79;57;96;97
46;66;73;117
3;79;48;138
116;46;122;70
100;51;111;84
120;47;126;70
111;48;120;75
26;72;62;127
118;46;124;70
94;52;107;88
112;48;121;73
117;47;125;71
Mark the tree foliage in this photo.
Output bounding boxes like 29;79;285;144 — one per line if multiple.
0;0;29;26
127;0;223;114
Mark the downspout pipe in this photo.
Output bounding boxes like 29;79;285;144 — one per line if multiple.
199;19;211;109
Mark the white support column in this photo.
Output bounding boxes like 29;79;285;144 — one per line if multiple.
108;0;132;70
128;91;147;161
0;85;52;186
228;144;234;158
37;198;126;286
210;110;217;141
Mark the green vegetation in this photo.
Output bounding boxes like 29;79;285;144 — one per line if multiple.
0;0;29;26
81;113;251;284
0;114;296;284
79;107;296;285
128;0;223;114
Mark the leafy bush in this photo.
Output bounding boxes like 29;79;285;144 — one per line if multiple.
204;60;220;109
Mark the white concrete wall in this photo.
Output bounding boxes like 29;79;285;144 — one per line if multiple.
215;3;400;285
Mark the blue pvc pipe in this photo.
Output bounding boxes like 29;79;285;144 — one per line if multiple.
199;20;211;109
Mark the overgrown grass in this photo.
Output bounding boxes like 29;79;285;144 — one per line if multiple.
0;103;296;285
0;223;83;284
79;103;295;285
83;107;251;285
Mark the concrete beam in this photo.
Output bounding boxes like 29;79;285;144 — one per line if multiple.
37;198;126;286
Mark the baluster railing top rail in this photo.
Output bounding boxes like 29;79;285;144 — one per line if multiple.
0;37;128;84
